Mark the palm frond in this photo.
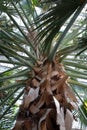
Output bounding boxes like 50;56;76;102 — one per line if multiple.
0;1;37;129
35;0;86;58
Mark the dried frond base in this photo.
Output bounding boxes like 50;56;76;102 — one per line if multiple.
12;59;77;130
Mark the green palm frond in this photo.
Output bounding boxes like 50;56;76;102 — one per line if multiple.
35;0;86;57
0;1;36;129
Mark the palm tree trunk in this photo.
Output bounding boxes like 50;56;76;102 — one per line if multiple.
12;59;77;130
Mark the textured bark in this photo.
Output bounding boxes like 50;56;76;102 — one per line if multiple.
12;59;77;130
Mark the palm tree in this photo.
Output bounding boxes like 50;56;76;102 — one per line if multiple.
0;0;87;130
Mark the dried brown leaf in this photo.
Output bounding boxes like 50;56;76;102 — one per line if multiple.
48;71;59;79
46;111;56;130
55;94;63;102
51;79;57;86
46;109;60;130
53;97;65;130
36;94;45;108
45;79;52;95
51;75;68;93
65;109;73;130
24;87;39;108
47;63;52;74
56;75;68;93
34;67;41;73
37;60;43;65
29;104;39;114
40;80;46;93
40;120;47;130
31;78;39;87
25;86;30;93
37;109;47;120
40;79;51;94
54;61;66;76
45;91;53;107
64;83;77;102
70;101;78;110
38;109;51;130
